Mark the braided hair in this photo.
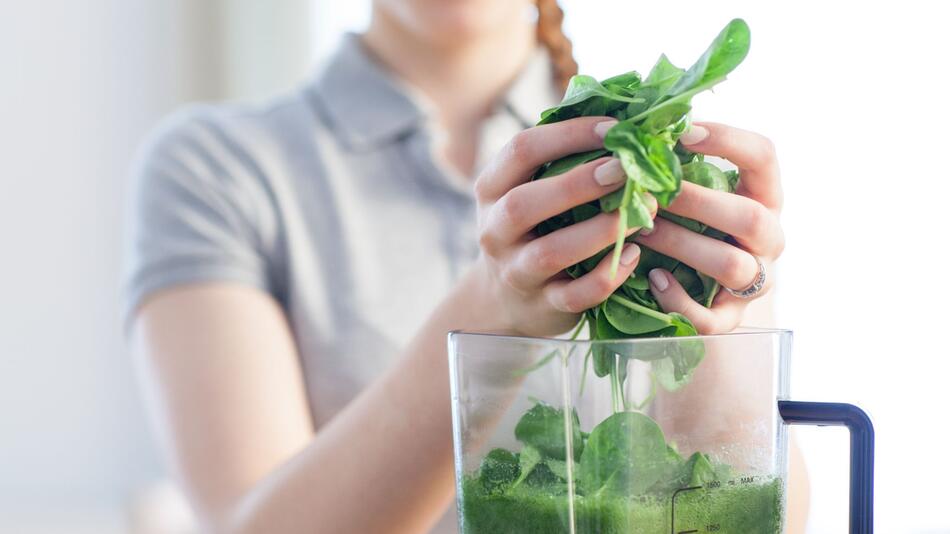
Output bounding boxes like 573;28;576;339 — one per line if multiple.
535;0;578;93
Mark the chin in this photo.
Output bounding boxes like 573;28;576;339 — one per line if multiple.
380;0;531;45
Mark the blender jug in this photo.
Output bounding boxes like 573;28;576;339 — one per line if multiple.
448;329;873;534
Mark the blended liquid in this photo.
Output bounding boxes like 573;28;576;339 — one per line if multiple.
460;475;783;534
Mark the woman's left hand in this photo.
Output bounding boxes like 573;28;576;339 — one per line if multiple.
634;121;785;334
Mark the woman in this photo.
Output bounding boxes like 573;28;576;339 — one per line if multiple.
126;0;797;532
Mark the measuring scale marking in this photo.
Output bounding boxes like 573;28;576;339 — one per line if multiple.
670;475;760;534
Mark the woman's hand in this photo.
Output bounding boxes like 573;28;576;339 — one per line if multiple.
635;121;785;334
472;116;655;337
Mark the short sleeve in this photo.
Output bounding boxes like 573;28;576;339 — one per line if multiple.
123;107;277;321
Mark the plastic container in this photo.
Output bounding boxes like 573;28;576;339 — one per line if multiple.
449;329;873;533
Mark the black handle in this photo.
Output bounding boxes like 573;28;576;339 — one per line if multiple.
778;401;874;534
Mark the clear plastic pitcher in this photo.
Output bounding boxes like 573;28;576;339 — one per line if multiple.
448;329;873;534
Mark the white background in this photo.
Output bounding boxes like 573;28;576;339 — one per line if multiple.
1;1;948;533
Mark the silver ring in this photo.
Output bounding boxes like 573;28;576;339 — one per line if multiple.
724;255;767;299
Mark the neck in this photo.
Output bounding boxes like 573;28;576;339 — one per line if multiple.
362;8;537;176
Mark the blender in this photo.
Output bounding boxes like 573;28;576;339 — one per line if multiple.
448;328;873;533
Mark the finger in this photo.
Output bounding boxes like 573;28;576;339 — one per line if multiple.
678;121;783;211
635;218;760;292
647;268;745;334
544;244;642;314
508;202;656;288
485;157;632;247
474;116;617;202
665;182;785;257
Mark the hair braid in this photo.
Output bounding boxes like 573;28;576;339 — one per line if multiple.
535;0;579;93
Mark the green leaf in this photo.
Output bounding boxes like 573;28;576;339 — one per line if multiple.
641;103;691;133
600;70;642;94
545;457;577;482
664;18;751;99
477;448;520;493
510;445;541;488
539;75;645;125
592;310;627;377
629;18;751;124
651;315;705;391
682;160;733;191
604;121;683;207
601;297;670;335
514;402;584;461
578;411;680;495
643;54;685;94
671;263;706;301
622;273;649;291
536;149;610;179
685;452;717;486
725;168;740;191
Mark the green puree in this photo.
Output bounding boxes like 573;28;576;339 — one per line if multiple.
460;475;783;534
459;409;783;533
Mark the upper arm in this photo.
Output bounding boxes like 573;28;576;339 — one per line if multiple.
131;283;313;524
125;110;310;524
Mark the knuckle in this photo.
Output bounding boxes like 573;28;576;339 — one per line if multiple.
495;193;526;229
560;167;591;200
499;265;521;290
720;250;752;285
558;291;586;314
589;271;616;297
754;136;778;166
772;228;787;258
477;227;500;256
526;241;561;274
473;176;492;201
505;131;535;166
742;203;771;241
696;318;722;335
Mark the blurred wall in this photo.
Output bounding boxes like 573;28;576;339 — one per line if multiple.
0;1;312;532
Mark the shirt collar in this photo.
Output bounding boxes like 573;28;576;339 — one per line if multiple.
308;33;429;150
307;33;563;151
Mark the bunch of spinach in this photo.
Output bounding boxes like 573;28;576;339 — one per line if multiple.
470;19;752;512
534;18;750;396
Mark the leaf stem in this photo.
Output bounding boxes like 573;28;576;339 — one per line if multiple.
607;294;674;324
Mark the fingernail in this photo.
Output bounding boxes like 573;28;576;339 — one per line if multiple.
620;243;641;266
594;119;618;139
644;193;658;214
594;158;625;186
679;124;709;145
639;223;655;237
649;269;669;292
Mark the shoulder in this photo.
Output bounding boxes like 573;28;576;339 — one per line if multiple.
135;88;324;177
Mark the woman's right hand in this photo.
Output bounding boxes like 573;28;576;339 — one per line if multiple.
471;116;657;337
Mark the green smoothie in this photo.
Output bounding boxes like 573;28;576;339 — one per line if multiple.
460;474;783;534
458;407;784;534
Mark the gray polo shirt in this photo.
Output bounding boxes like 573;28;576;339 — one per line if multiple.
125;33;559;531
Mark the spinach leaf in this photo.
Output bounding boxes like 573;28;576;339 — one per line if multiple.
578;411;680;495
642;54;685;94
631;18;751;124
477;448;520;494
662;18;751;101
538;75;646;125
514;402;584;461
510;444;541;488
602;296;670;335
535;149;609;180
603;121;682;205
